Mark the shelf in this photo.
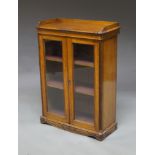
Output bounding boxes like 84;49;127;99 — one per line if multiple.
49;109;64;116
46;56;94;68
75;116;93;123
47;80;64;90
46;56;62;62
47;80;93;96
74;60;94;67
75;86;94;96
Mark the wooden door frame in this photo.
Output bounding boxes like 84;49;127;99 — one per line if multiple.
38;34;69;123
67;38;100;131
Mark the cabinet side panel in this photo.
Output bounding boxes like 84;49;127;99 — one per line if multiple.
101;37;117;130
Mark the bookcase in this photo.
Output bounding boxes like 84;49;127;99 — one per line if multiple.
37;18;120;140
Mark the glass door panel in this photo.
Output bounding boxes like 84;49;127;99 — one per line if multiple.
45;40;62;57
44;39;65;117
74;93;94;123
46;87;65;115
72;43;95;125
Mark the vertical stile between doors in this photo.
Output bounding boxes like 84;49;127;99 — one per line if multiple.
61;37;70;123
66;38;74;124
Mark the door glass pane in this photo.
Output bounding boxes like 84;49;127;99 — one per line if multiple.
73;43;94;123
74;94;94;123
46;87;64;115
74;43;94;62
74;65;94;88
45;40;62;57
44;40;65;115
46;61;63;82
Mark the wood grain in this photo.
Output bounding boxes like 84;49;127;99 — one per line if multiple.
38;35;48;116
40;116;117;141
37;18;120;35
37;18;120;140
100;37;117;130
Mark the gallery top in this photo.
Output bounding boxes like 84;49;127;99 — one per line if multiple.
37;18;120;35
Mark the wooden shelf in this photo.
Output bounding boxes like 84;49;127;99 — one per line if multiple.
47;80;93;96
46;56;94;68
46;56;62;62
75;116;93;123
74;60;94;67
75;86;94;96
47;80;64;90
48;109;64;116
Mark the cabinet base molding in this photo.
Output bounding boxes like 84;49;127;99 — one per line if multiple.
40;116;117;141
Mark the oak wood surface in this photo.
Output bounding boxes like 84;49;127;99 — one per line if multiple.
37;18;120;140
100;37;117;130
38;35;48;117
37;18;120;35
40;116;117;140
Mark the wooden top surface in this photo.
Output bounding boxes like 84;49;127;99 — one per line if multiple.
37;18;120;34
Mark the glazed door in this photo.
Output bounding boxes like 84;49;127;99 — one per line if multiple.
39;35;69;123
67;38;100;131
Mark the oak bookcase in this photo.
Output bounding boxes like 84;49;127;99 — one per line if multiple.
37;18;120;140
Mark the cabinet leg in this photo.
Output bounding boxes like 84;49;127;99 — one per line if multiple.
40;116;47;124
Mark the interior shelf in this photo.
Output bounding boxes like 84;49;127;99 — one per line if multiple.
46;56;94;68
47;80;64;90
47;80;94;96
75;86;94;96
46;56;62;62
75;116;93;123
48;109;64;116
74;60;94;67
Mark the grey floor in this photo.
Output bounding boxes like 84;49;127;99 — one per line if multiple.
19;73;136;155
